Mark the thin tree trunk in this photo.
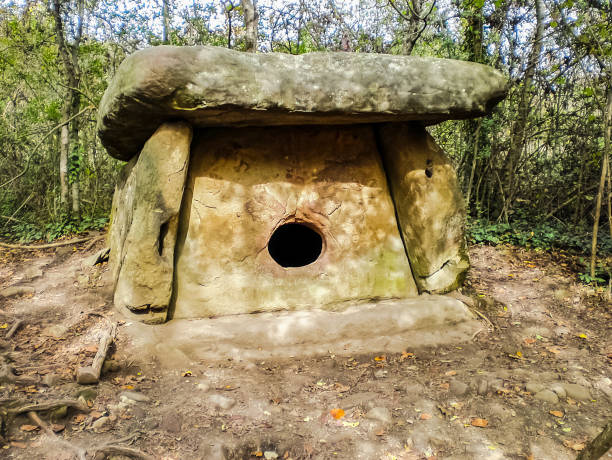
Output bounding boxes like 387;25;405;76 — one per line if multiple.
59;106;69;208
51;0;83;220
162;0;171;44
502;0;544;206
241;0;257;52
466;119;482;208
591;88;612;278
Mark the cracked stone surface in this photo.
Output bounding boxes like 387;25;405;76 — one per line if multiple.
171;125;417;318
97;45;508;161
377;122;469;293
109;121;192;323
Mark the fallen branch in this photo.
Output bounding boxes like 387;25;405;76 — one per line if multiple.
6;398;89;416
89;445;155;460
77;323;117;384
0;237;93;250
83;235;105;252
472;308;496;330
6;320;24;339
27;411;87;460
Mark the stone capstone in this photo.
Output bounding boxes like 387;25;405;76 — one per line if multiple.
98;45;508;161
109;121;192;324
377;122;469;293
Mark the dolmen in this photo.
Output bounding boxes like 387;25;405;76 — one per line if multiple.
98;45;507;324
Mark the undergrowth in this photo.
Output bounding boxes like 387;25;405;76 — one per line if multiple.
468;217;612;285
1;215;108;243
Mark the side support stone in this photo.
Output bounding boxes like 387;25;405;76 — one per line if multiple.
108;121;192;323
376;122;469;293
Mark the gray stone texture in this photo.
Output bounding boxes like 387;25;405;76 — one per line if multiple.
98;45;508;161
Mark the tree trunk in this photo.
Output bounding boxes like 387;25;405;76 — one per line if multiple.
502;0;544;206
590;87;612;278
241;0;257;52
162;0;171;44
51;0;83;220
576;420;612;460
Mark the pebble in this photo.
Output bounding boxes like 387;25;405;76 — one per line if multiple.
197;382;210;392
534;390;559;404
476;378;488;395
208;394;236;410
449;380;469;396
120;391;150;403
562;383;591;401
525;382;545;394
374;370;386;379
365;407;392;424
92;416;111;432
42;373;60;387
264;452;278;460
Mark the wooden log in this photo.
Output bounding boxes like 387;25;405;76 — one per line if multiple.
577;420;612;460
76;323;116;384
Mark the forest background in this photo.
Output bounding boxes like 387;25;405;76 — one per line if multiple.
0;0;610;283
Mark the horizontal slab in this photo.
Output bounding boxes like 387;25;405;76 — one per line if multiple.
122;295;479;365
98;45;508;160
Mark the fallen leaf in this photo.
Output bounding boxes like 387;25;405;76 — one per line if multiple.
374;355;386;362
342;421;359;427
546;347;561;354
330;408;345;419
444;370;457;376
252;451;263;457
182;371;192;377
549;410;564;418
333;383;350;393
9;442;27;448
524;338;536;345
420;413;432;420
578;333;587;339
563;439;585;451
375;428;385;436
122;385;134;390
20;424;39;432
83;345;98;353
439;382;450;390
0;323;7;329
471;418;488;427
562;427;572;433
73;414;86;423
51;424;65;433
90;411;104;420
400;351;415;362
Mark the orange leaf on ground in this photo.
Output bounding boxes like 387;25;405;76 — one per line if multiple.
330;408;345;419
471;418;488;427
374;355;386;362
439;382;450;390
420;413;432;420
400;351;415;361
445;370;457;376
524;338;536;345
10;442;27;448
252;451;263;457
20;424;39;432
549;410;564;418
563;440;585;451
375;428;385;436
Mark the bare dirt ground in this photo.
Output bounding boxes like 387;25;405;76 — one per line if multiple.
0;238;610;460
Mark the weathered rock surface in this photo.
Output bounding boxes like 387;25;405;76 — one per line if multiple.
98;45;508;161
377;122;469;293
562;383;591;401
534;389;559;404
109;121;192;323
172;125;417;318
365;407;392;424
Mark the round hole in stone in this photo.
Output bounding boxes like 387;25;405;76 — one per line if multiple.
268;223;323;268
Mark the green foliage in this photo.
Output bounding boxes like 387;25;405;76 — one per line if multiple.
2;216;108;244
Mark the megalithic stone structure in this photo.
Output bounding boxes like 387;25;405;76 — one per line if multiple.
98;45;507;324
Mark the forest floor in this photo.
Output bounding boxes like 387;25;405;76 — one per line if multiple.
0;237;610;460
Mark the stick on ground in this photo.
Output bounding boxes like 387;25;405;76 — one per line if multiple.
27;411;87;460
76;323;117;384
6;319;24;339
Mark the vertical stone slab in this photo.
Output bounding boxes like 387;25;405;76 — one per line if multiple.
109;121;192;323
171;125;417;319
376;122;469;293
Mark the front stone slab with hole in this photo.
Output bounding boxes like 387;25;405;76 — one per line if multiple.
99;45;507;325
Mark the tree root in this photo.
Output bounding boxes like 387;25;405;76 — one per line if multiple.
0;236;94;250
